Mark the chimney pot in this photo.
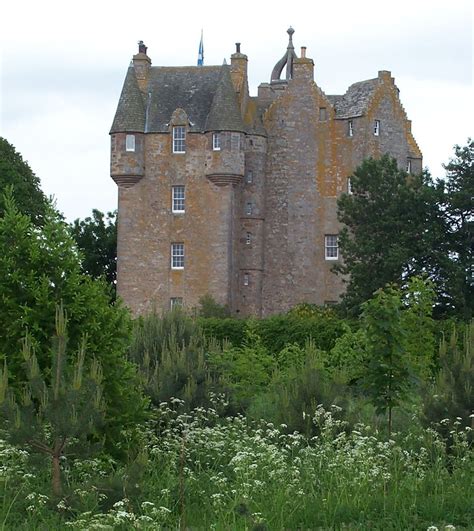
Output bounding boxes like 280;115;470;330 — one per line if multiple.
236;42;241;53
301;46;307;58
138;40;147;55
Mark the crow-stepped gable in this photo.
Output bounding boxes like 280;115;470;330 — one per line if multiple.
110;31;422;316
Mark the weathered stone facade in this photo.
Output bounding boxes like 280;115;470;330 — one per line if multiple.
110;30;422;317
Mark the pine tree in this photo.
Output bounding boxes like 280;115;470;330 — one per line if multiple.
0;306;105;497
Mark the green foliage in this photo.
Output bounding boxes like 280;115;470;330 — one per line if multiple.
328;325;368;383
336;155;447;315
361;284;409;434
198;317;247;346
0;306;105;496
70;209;117;296
208;321;275;411
422;320;474;441
440;139;474;319
0;193;146;447
0;137;48;225
197;293;230;318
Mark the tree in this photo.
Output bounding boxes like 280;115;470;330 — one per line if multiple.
0;193;146;447
440;140;473;319
361;284;409;436
0;137;48;225
336;155;446;315
70;209;117;295
0;307;105;497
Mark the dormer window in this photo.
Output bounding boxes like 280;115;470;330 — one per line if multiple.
374;120;380;136
348;120;354;137
125;134;135;152
212;133;221;151
173;126;186;153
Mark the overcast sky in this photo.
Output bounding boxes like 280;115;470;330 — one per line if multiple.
1;0;472;221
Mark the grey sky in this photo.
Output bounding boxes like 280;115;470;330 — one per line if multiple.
1;0;472;221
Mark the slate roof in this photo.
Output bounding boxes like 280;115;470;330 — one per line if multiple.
327;78;379;119
111;64;246;134
110;67;146;133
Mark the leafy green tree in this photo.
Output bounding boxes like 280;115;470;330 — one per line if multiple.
0;307;105;497
70;209;117;295
0;137;48;225
0;193;146;447
440;139;473;319
361;284;409;436
336;155;446;315
197;293;230;318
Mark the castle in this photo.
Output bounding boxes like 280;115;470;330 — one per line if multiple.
110;28;422;317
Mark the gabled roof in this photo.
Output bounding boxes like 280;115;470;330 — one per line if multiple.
327;78;379;119
110;68;146;133
205;65;245;132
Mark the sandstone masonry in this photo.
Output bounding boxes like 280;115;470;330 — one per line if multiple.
110;30;422;317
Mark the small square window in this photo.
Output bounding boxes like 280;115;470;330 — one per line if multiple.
243;273;250;286
246;171;253;184
246;202;252;216
125;134;135;152
170;297;183;309
212;133;221;151
348;120;353;137
319;107;327;121
171;243;184;269
374;120;380;136
325;235;338;260
173;126;186;153
172;186;185;213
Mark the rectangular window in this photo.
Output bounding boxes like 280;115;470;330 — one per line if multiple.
406;159;412;173
243;273;250;286
246;171;253;184
246;202;252;216
374;120;380;136
347;177;353;195
171;243;184;269
170;297;183;309
212;133;221;151
172;185;185;213
125;134;135;152
348;120;353;137
246;232;251;245
325;235;339;260
319;107;327;121
173;126;186;153
231;133;241;151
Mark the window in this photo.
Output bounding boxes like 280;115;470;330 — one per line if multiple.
347;177;353;195
243;273;250;286
406;159;412;173
172;185;185;213
246;171;253;184
171;243;184;269
325;235;338;260
173;126;186;153
231;133;241;151
348;120;353;137
246;232;251;245
246;202;252;216
125;134;135;152
170;297;183;309
319;107;327;121
212;133;221;151
374;120;380;136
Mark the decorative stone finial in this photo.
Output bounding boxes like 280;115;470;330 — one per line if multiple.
270;27;297;82
138;40;147;55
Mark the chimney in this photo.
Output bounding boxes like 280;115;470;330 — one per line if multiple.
293;46;314;81
230;42;249;110
133;40;152;92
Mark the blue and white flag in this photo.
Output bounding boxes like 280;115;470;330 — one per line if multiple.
197;30;204;66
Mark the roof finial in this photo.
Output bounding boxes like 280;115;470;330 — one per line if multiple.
270;27;297;82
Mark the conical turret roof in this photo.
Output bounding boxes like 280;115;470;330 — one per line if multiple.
110;67;146;133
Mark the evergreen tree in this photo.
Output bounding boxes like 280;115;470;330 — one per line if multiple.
0;307;105;497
